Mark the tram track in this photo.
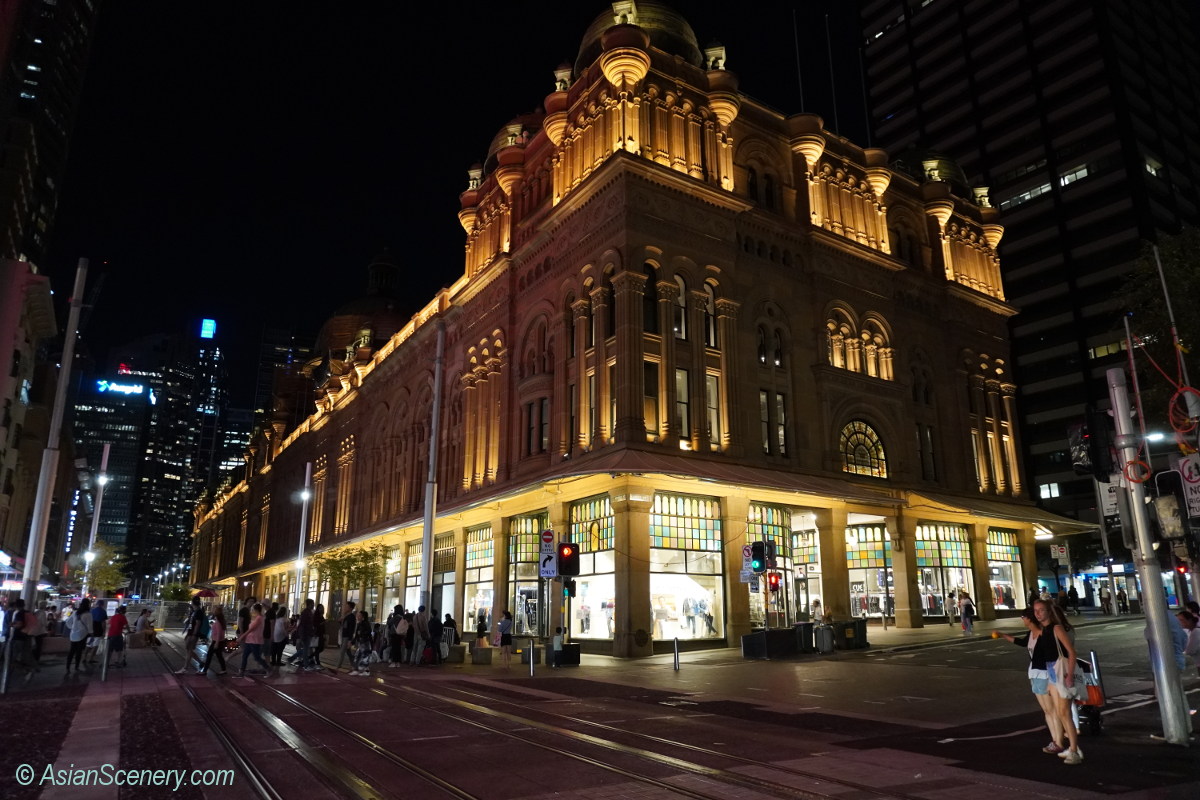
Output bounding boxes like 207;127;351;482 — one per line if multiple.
160;633;924;799
157;637;477;800
425;679;933;800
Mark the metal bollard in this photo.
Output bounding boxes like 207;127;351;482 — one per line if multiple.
673;637;680;671
529;637;535;677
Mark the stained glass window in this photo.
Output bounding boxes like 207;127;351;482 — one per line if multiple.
433;532;456;573
650;493;721;551
747;503;789;557
987;528;1020;562
569;495;614;552
466;525;494;569
915;524;971;567
840;420;887;478
845;524;891;568
509;514;546;563
406;542;422;588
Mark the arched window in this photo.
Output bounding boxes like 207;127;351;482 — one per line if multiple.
603;270;616;340
764;174;776;210
673;275;688;340
643;264;658;334
747;167;759;202
773;331;783;367
703;283;717;347
757;327;767;364
840;420;888;478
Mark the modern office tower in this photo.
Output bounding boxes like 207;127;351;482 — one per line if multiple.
859;0;1200;522
71;367;154;553
193;2;1085;654
81;319;230;582
217;407;253;483
0;0;101;266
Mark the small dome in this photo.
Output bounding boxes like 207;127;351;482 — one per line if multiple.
575;1;703;75
890;149;973;197
483;111;544;173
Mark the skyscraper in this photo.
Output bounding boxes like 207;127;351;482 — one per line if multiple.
75;318;231;583
859;0;1200;521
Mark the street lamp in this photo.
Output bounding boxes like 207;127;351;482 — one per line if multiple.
80;444;110;598
294;462;313;613
82;550;95;598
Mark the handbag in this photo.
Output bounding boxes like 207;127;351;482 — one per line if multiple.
439;641;450;659
1052;633;1087;701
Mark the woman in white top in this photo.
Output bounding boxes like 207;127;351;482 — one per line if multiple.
66;598;91;672
271;606;290;666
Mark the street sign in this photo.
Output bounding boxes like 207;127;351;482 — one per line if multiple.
749;577;759;593
539;530;557;577
1178;455;1200;517
1050;544;1069;564
739;568;752;583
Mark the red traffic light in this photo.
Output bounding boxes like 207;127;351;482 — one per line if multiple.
767;572;781;591
557;541;580;575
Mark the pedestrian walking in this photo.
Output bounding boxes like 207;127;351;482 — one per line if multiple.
29;601;49;661
958;592;975;635
312;603;328;670
1067;585;1080;616
1036;599;1083;764
999;605;1080;764
410;605;431;666
349;610;374;676
236;603;271;676
66;598;91;672
237;596;255;636
7;598;37;682
270;605;289;666
200;606;228;675
294;599;316;670
428;610;444;665
387;606;406;667
105;605;130;668
551;626;564;668
335;601;357;671
176;597;205;674
1098;585;1111;615
498;610;514;669
1116;587;1129;614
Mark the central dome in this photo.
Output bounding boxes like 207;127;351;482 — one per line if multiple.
575;2;702;75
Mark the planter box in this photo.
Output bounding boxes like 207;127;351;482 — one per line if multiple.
471;646;493;665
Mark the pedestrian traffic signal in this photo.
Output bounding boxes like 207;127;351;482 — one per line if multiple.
558;541;580;575
750;541;766;573
767;572;781;592
563;578;577;598
765;541;777;569
1177;564;1189;576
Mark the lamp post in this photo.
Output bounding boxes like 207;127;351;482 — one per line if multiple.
294;462;313;614
80;444;110;599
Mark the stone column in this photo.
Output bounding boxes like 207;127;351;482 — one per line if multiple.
970;376;993;492
715;298;740;453
657;280;678;442
491;518;510;634
460;373;477;489
591;284;611;444
1018;526;1037;609
815;506;850;619
611;487;653;658
572;299;591;451
1001;385;1024;496
722;495;752;642
969;522;993;620
611;270;647;444
689;290;709;452
452;526;468;624
884;510;923;628
986;380;1006;494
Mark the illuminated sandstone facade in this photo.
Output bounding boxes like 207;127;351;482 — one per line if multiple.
194;2;1084;657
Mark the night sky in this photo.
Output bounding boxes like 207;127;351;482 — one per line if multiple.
45;1;864;406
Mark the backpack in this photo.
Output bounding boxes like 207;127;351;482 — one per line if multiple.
963;603;975;617
196;611;211;640
395;617;409;636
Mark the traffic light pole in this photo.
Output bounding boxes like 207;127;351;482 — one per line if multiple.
1108;367;1191;744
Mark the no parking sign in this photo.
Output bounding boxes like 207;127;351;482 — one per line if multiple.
1178;455;1200;518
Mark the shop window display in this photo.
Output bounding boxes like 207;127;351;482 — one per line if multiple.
845;524;894;617
509;514;549;637
464;525;494;633
986;528;1024;609
648;493;724;639
792;524;822;620
915;523;974;616
568;497;617;640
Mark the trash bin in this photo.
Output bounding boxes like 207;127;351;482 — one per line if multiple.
795;621;814;653
814;624;834;654
741;631;767;659
851;617;869;649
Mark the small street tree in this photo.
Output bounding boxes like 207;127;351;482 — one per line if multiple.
69;540;129;595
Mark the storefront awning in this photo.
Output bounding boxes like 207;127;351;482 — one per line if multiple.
906;491;1097;535
559;448;900;508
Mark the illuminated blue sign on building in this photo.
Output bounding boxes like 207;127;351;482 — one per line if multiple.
200;318;216;339
96;380;144;395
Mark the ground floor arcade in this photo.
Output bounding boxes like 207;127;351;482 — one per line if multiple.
208;473;1073;657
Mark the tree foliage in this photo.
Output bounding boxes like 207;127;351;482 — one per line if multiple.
1120;229;1200;433
160;582;192;601
308;543;391;607
72;540;129;594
